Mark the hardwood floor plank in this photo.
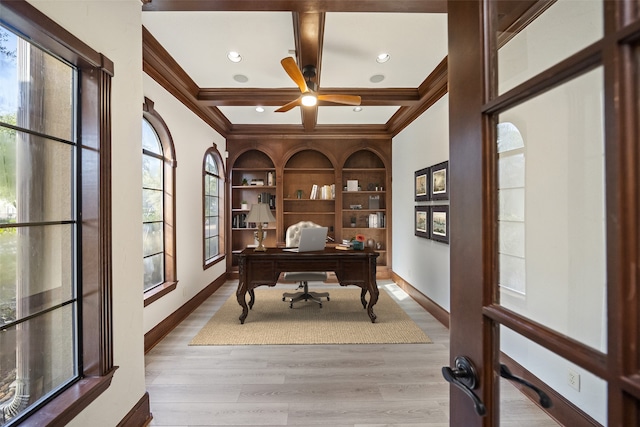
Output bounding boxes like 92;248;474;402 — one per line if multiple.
146;280;559;426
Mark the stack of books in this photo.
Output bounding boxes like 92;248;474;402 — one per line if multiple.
309;184;335;199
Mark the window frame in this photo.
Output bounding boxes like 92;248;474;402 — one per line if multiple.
0;1;116;425
202;144;226;269
142;97;178;306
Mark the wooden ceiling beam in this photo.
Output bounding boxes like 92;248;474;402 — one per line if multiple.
142;0;447;13
293;11;324;132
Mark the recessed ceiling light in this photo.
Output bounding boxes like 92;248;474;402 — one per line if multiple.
255;106;265;113
376;53;390;63
353;106;363;112
233;74;249;83
370;74;385;83
227;51;242;63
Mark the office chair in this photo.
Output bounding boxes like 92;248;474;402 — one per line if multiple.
281;221;329;308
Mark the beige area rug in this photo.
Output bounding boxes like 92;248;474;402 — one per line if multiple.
190;287;432;345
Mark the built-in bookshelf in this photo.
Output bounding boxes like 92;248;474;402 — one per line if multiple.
227;140;391;277
282;150;336;241
341;151;388;267
230;150;276;261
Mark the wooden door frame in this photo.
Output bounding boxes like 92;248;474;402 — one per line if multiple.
448;0;640;425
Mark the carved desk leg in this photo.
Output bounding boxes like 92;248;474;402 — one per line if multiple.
367;258;378;323
237;256;249;324
360;288;367;309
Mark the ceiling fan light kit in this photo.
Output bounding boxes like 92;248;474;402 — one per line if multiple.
275;56;361;112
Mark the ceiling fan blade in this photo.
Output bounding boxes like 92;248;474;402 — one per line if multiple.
280;57;308;93
275;98;301;113
318;94;362;106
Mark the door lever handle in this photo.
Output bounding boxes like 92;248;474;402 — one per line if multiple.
500;364;553;408
442;356;487;416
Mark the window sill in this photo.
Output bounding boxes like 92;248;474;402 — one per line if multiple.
203;253;225;270
143;281;178;307
23;368;117;426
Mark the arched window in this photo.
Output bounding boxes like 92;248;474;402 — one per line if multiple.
142;97;177;304
203;145;225;267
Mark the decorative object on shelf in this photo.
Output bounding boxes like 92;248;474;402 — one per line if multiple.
430;205;450;244
368;195;380;209
415;167;430;201
250;178;265;186
366;238;376;249
241;200;248;210
347;179;359;192
267;171;275;186
350;216;357;227
415;205;430;239
296;189;303;199
353;234;366;250
376;241;383;250
350;204;362;210
430;161;449;200
241;178;249;186
245;203;276;251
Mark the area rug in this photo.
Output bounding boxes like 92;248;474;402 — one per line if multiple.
189;287;432;345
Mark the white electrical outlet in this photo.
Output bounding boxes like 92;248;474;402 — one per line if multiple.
567;368;581;391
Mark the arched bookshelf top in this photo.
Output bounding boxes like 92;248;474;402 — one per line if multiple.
285;149;333;169
233;149;274;169
343;150;385;169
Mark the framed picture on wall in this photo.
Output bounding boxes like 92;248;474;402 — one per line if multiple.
415;206;430;238
430;205;450;244
414;167;430;201
430;161;449;200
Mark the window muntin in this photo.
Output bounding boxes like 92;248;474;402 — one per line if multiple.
142;118;164;292
0;24;79;425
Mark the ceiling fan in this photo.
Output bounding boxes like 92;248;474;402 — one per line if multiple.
275;57;362;113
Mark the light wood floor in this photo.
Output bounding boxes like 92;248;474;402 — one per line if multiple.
145;280;559;426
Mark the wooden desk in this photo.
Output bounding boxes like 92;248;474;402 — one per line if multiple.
236;247;380;324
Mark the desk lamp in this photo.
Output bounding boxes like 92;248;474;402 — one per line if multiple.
245;203;276;251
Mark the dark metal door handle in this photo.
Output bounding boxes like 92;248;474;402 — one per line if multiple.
500;364;553;408
442;356;487;416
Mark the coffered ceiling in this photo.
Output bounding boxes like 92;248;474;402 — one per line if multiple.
141;0;449;138
141;1;540;139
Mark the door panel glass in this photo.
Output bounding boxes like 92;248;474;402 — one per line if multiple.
500;326;607;425
498;0;602;94
497;67;606;353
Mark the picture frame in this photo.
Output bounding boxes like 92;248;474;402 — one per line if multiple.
415;206;430;238
430;205;449;244
414;167;430;201
430;161;449;200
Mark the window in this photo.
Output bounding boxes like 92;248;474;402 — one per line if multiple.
0;1;114;425
203;146;225;267
142;98;177;305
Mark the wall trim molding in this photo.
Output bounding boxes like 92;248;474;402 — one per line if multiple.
117;392;151;427
144;274;227;353
391;270;602;426
390;271;449;328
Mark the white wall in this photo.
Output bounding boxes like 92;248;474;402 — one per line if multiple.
28;1;147;425
142;75;227;334
392;95;450;312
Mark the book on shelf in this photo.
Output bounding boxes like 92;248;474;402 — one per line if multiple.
309;184;335;200
368;212;385;228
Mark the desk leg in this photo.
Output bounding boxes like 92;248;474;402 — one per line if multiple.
367;286;379;323
237;257;249;324
360;288;367;309
248;289;255;309
366;260;378;323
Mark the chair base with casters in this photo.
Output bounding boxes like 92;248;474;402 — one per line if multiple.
282;272;329;308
